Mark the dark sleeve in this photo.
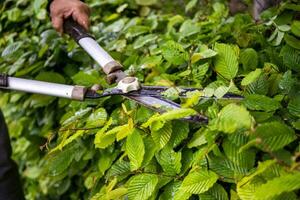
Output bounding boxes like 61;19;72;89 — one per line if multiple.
0;110;24;200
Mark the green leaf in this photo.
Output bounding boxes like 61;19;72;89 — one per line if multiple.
179;168;218;194
142;108;197;127
179;20;201;38
241;69;262;86
106;187;128;199
62;107;92;126
135;0;157;6
254;172;300;200
214;84;232;99
151;122;172;149
253;122;296;151
280;45;300;72
192;63;210;80
94;119;119;149
188;128;207;148
126;129;145;171
156;147;182;175
94;133;116;149
245;74;269;95
284;34;300;50
209;156;248;182
277;25;290;32
161;87;181;100
160;181;183;200
125;26;150;38
213;43;239;80
291;20;300;37
161;40;189;65
72;71;100;86
35;72;66;84
185;0;198;12
198;183;228;200
1;42;23;60
174;190;192;200
133;34;158;49
169;121;189;148
167;15;184;31
33;0;47;19
47;146;75;176
106;159;131;178
240;48;258;72
212;104;253;134
288;95;300;117
128;174;159;200
51;130;86;153
191;48;217;63
237;160;276;187
279;70;295;93
242;94;281;112
86;108;107;127
98;149;118;175
237;176;265;200
7;8;22;22
142;136;158;166
223;139;255;170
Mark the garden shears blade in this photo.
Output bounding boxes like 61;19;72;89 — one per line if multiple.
84;85;243;123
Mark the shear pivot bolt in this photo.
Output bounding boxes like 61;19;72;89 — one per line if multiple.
91;84;102;91
117;77;140;93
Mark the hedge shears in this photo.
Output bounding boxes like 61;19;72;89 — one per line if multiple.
0;19;242;123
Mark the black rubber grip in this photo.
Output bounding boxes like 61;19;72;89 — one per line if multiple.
63;18;93;42
0;74;8;87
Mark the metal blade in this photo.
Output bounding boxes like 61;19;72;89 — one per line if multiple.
124;95;208;123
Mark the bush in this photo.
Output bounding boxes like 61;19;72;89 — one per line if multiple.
0;0;300;199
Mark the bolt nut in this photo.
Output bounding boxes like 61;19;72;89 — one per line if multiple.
91;84;102;91
117;77;141;93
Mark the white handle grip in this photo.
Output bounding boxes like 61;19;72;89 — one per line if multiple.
78;37;122;75
0;77;86;100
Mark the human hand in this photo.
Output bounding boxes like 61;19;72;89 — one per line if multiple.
50;0;90;34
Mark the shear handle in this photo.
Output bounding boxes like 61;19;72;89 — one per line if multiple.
63;18;92;42
63;18;124;84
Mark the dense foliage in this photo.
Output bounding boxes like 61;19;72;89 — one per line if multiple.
1;0;300;199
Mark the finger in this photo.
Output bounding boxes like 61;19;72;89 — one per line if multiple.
85;5;91;16
72;11;90;31
51;16;64;34
63;10;73;19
